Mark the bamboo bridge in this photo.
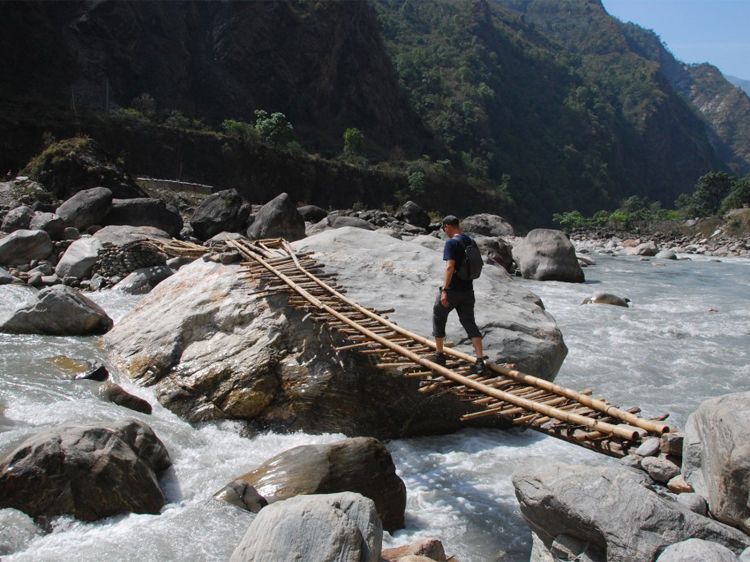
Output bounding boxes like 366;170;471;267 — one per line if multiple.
152;237;675;459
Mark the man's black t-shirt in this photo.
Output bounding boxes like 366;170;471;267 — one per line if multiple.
443;233;474;292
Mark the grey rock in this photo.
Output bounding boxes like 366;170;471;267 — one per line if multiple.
246;192;305;241
661;432;684;456
29;212;65;240
474;235;514;274
626;240;659;256
0;285;113;335
0;267;12;285
97;382;152;414
461;213;514;237
581;292;630;307
92;225;170;246
114;265;174;295
512;229;584;282
297;204;328;223
0;229;53;266
329;215;375;231
40;274;59;286
214;481;267;513
656;249;678;260
513;461;750;562
63;226;80;240
55;236;103;279
216;437;406;533
27;272;43;287
229;492;382;562
642;456;681;483
0;419;171;521
190;189;250;240
104;229;566;437
56;187;113;230
550;534;600;562
1;205;33;232
0;508;41;556
397;201;430;229
635;437;662;457
657;538;740;562
676;493;708;516
619;454;643;469
29;261;54;276
105;198;183;237
683;391;750;533
166;256;193;270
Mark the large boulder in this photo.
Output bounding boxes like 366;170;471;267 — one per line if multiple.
461;213;514;237
190;189;250;240
683;391;750;533
216;437;406;532
105;198;183;237
93;224;170;246
396;201;430;229
512;229;584;282
114;265;174;294
22;137;145;199
513;461;750;562
246;192;305;241
474;235;514;274
297;204;328;223
656;538;741;562
103;229;565;437
329;215;376;231
55;236;103;279
0;419;171;521
0;285;113;335
56;186;113;231
0;229;53;266
230;492;382;562
1;205;33;232
29;211;65;240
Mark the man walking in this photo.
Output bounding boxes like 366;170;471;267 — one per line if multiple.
432;215;485;374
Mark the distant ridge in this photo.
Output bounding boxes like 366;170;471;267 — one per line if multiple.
726;75;750;97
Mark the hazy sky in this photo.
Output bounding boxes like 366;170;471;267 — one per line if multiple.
601;0;750;80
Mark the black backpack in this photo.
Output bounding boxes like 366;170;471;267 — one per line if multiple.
456;236;483;280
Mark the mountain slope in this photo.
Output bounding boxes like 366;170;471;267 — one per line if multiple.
0;0;433;157
617;22;750;175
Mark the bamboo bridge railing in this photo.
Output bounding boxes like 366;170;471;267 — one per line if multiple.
149;237;674;458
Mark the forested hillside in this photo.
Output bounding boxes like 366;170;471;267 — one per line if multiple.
0;0;747;227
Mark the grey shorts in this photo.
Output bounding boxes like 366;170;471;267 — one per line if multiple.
432;288;481;339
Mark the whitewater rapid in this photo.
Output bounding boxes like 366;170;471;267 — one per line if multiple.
1;253;748;561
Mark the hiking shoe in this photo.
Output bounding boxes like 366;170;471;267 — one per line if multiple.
470;357;486;375
430;352;446;367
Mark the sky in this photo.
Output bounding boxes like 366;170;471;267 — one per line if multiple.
601;0;750;80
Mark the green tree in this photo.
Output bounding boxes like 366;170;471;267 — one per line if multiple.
691;171;733;216
721;176;750;212
221;119;258;143
343;128;364;158
254;110;295;147
163;110;192;129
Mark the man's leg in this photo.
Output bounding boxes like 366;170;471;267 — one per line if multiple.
455;292;484;369
432;289;452;363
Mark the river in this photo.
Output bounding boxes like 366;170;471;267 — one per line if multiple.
1;253;748;561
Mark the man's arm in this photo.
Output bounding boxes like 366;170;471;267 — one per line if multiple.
441;259;456;307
